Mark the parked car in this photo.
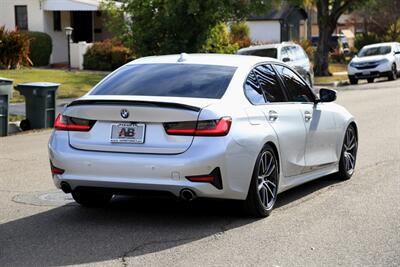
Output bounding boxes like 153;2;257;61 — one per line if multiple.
311;34;350;56
347;42;400;84
237;42;314;86
48;54;358;217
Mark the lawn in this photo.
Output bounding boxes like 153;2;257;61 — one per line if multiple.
0;68;108;103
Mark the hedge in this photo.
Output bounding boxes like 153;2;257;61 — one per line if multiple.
28;31;52;66
83;40;133;71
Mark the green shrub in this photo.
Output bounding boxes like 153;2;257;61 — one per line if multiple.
0;26;31;69
83;40;133;71
28;31;52;66
201;23;239;54
230;22;251;49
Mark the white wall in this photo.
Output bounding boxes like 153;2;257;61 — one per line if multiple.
43;11;71;63
247;21;281;43
0;0;44;31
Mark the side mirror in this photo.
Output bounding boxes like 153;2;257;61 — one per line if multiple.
282;57;291;62
318;88;337;103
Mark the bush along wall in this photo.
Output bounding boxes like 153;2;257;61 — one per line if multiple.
28;31;52;66
83;40;133;71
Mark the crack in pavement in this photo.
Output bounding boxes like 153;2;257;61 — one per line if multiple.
119;219;235;266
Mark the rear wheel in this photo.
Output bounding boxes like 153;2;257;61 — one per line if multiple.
244;144;279;217
388;64;397;80
367;78;374;83
338;125;358;180
72;188;113;207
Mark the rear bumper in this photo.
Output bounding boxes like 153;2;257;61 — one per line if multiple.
48;131;254;200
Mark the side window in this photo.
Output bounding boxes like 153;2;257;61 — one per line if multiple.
274;65;314;102
254;65;286;102
289;46;298;60
244;70;265;105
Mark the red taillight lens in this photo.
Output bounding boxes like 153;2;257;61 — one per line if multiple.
164;117;232;136
54;114;95;132
50;161;65;175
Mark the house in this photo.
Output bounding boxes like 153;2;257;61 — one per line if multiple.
0;0;115;66
246;4;308;44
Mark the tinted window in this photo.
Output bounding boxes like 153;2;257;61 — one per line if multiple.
244;70;265;104
254;65;285;102
239;48;278;59
274;65;314;102
91;64;237;99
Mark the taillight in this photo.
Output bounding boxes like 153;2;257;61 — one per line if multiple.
164;117;232;136
54;114;95;131
50;161;65;175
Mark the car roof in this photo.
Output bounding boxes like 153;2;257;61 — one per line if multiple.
362;42;400;48
128;53;280;67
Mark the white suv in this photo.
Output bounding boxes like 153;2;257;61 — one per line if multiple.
348;42;400;84
237;43;314;86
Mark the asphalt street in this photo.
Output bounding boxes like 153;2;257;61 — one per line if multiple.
0;79;399;266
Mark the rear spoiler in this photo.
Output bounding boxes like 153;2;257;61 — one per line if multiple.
67;99;201;112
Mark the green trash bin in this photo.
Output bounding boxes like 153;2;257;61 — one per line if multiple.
15;82;60;130
0;77;13;136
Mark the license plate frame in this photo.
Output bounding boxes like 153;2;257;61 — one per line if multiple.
110;123;146;144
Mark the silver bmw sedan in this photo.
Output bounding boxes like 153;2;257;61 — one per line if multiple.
48;54;358;217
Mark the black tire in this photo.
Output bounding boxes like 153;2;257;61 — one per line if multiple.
20;119;31;131
388;64;397;80
367;78;374;83
244;144;279;218
338;125;358;180
72;188;113;207
349;76;358;85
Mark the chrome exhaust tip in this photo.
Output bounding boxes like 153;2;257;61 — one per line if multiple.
180;188;196;201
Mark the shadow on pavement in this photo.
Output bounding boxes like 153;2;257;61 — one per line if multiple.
0;174;342;266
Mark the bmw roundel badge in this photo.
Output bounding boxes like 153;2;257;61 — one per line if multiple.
120;109;129;119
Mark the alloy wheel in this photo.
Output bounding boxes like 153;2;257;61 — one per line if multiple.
392;65;397;80
343;127;357;175
257;151;278;209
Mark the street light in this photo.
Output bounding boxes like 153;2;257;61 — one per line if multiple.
65;26;73;71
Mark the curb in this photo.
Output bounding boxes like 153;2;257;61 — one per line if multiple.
314;80;349;88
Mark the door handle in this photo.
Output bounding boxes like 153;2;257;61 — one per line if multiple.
304;111;312;122
268;110;278;121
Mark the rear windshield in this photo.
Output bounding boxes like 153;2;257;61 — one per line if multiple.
238;48;278;58
90;64;237;99
358;46;391;57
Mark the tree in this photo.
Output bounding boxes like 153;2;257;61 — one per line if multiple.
102;0;272;57
312;0;367;76
355;0;400;42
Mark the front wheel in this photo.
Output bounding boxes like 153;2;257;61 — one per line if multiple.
72;188;113;207
244;144;279;217
367;78;374;83
388;64;397;80
337;125;358;180
349;76;358;85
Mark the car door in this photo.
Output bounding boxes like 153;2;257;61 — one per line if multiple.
245;64;307;177
395;44;400;72
273;64;339;171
